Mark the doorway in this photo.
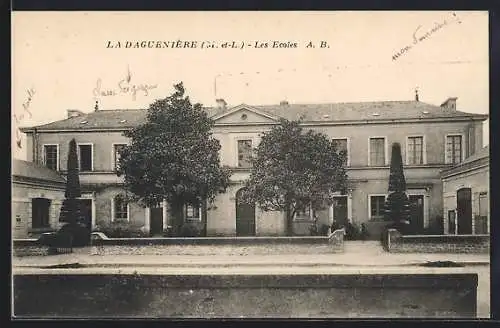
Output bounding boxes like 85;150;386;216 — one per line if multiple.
408;195;424;234
456;188;472;234
78;199;93;230
332;196;348;228
150;206;164;236
32;198;51;229
235;188;256;236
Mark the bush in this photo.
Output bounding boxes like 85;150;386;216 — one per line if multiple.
58;222;90;247
179;224;200;237
345;222;360;240
318;224;330;236
94;220;147;238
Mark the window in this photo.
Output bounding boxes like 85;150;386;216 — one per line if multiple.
78;144;93;171
370;195;386;220
32;198;51;228
112;195;129;221
332;138;348;166
369;138;386;166
185;204;201;221
479;192;488;217
468;126;475;157
113;144;127;170
407;136;424;165
477;192;488;234
237;139;253;168
446;135;463;164
294;203;313;221
43;145;59;171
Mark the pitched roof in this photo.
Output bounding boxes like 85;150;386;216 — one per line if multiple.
12;159;66;184
441;145;489;178
462;145;489;164
20;100;488;131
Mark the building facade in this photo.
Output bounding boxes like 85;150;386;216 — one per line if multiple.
19;97;488;238
12;159;66;238
442;145;489;235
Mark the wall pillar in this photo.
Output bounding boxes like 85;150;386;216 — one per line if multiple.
162;200;168;230
144;206;150;233
347;189;353;222
91;192;96;229
328;204;334;226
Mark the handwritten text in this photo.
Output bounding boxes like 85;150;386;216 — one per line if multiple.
14;87;36;148
392;12;462;61
93;68;158;101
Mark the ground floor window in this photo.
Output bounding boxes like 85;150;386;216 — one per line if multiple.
112;195;129;222
185;204;201;221
369;195;386;220
32;198;51;228
476;192;488;234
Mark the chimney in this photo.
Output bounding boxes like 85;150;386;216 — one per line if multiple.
415;87;419;102
94;100;99;112
67;109;85;119
216;99;227;110
280;100;289;106
440;97;458;110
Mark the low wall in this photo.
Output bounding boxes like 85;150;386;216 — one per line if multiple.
386;229;490;254
12;229;345;256
13;273;478;318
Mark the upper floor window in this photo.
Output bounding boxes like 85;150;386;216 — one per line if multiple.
446;135;463;164
112;194;129;222
43;144;59;171
370;195;386;220
332;138;349;166
407;136;424;165
369;137;386;166
78;144;93;172
185;204;201;221
237;139;253;168
113;144;127;171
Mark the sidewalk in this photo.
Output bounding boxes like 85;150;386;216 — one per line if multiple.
12;244;490;268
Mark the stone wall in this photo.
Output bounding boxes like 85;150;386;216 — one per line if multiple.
386;229;489;254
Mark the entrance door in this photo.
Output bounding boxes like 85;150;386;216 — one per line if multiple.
78;199;93;230
332;196;348;228
457;188;472;234
32;198;51;228
150;206;164;236
235;188;256;236
408;195;424;234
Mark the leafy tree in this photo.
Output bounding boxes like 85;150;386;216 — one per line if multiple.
383;142;411;233
241;119;348;236
117;82;231;235
58;138;82;225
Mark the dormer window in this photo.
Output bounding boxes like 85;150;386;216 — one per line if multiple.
80;120;88;124
372;113;380;117
119;119;127;123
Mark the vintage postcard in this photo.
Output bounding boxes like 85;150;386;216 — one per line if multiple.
11;11;490;319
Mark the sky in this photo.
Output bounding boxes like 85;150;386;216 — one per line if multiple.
11;11;489;160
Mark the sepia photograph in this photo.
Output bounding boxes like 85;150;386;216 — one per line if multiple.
11;10;490;319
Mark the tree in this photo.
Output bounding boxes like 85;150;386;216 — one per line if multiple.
241;119;348;236
383;142;411;233
57;138;90;247
117;82;231;235
58;138;82;225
